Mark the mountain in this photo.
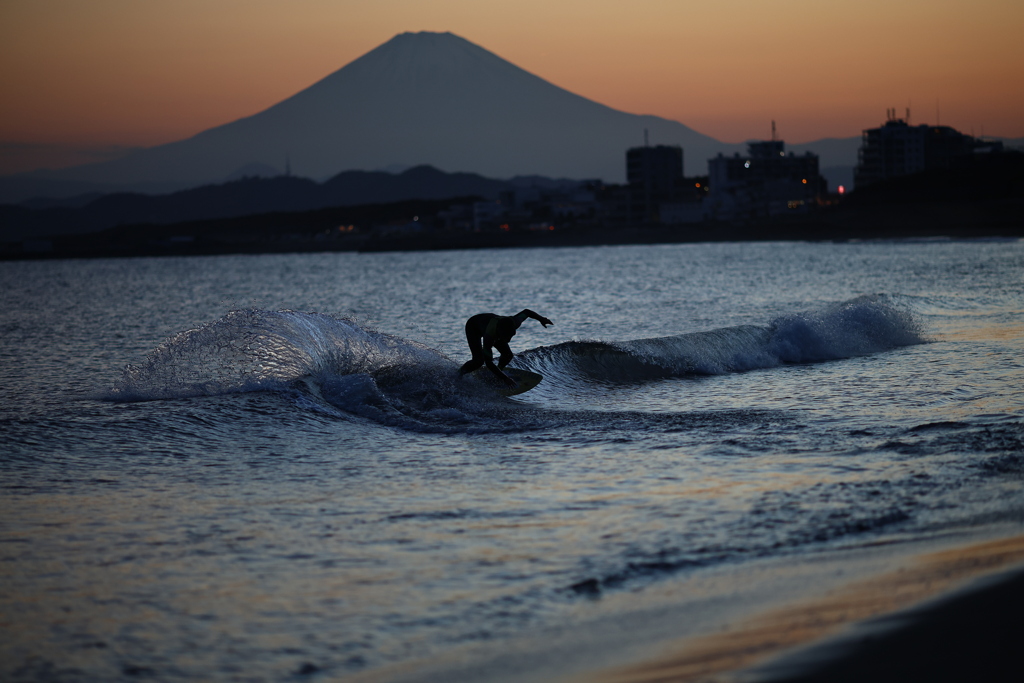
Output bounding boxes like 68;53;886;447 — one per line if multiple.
17;32;741;194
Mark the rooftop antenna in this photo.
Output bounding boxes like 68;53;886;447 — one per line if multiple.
771;120;776;142
644;128;649;147
906;106;911;124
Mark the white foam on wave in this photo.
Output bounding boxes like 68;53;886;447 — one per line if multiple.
109;308;525;433
766;294;925;364
112;309;453;401
518;294;925;381
110;297;925;429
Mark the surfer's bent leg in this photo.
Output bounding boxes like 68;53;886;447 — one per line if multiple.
458;338;486;374
459;357;484;375
459;315;491;375
495;340;514;369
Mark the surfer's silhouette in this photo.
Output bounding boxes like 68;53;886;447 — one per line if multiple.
459;309;553;387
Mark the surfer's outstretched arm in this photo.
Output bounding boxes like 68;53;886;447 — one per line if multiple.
516;309;553;328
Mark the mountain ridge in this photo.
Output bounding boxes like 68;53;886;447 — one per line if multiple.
13;32;740;191
2;31;938;204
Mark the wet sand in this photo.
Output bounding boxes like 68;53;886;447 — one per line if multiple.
593;534;1024;683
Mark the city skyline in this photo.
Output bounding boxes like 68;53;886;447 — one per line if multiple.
2;0;1022;175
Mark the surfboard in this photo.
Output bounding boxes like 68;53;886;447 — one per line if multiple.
469;367;543;396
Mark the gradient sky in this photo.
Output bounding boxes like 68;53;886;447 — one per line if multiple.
2;0;1022;174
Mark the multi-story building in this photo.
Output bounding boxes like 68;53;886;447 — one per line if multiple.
854;114;997;187
624;144;690;224
706;140;824;221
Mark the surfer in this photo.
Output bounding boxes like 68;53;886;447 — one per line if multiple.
459;309;553;387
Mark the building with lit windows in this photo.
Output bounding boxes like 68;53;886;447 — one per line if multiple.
706;140;824;221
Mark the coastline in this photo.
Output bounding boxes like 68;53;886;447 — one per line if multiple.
590;533;1024;683
4;196;1022;261
343;528;1024;683
751;563;1024;683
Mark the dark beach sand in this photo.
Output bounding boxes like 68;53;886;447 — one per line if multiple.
593;534;1024;683
752;563;1024;682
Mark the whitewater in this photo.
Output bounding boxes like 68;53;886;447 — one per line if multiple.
2;240;1022;681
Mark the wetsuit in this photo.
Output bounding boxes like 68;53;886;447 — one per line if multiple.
458;309;553;386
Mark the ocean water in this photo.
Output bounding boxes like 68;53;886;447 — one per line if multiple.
1;240;1022;681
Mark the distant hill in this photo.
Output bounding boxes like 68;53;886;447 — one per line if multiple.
5;32;742;199
0;165;561;240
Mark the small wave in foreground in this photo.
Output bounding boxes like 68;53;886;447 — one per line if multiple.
111;295;924;430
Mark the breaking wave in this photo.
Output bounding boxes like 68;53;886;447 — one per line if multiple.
515;294;924;381
111;295;924;430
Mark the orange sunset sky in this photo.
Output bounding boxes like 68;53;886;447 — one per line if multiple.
1;0;1022;175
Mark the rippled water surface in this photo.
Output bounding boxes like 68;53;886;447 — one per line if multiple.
2;241;1023;681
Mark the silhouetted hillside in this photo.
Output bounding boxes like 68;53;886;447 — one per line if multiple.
5;154;1021;260
0;165;546;240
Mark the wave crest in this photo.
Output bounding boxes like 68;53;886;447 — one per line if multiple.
516;294;924;382
113;309;450;400
111;295;924;431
